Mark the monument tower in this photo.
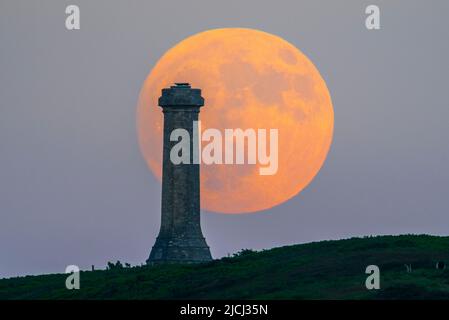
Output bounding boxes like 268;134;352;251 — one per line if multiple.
147;83;212;264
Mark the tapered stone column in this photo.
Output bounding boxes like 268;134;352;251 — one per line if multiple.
147;83;212;264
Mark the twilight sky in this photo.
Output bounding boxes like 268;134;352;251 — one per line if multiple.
1;0;448;278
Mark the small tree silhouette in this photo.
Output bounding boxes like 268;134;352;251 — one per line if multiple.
107;260;124;270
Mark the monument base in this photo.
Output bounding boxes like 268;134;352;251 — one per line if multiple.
147;236;212;265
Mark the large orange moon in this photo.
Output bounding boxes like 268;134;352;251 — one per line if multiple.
137;28;333;214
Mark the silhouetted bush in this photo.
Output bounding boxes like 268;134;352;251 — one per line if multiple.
233;248;256;258
107;260;124;270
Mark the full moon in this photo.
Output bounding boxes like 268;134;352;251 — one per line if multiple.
137;28;334;214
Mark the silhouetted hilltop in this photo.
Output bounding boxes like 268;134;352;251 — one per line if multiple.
2;235;449;299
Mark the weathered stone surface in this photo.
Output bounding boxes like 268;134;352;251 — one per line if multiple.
147;83;212;265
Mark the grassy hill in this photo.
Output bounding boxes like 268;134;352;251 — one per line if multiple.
2;235;449;299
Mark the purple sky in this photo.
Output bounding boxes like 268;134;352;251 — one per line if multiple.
1;0;448;278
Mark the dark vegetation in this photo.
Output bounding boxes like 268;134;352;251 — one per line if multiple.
2;235;449;299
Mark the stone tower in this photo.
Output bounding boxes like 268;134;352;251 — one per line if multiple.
147;83;212;264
